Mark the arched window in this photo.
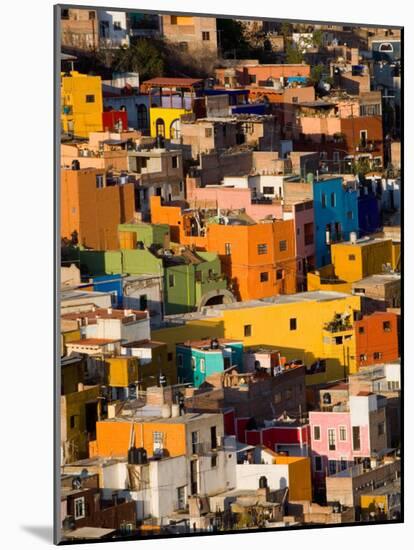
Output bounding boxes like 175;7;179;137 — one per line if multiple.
136;104;147;129
155;118;165;137
322;392;332;405
170;118;181;139
379;42;393;52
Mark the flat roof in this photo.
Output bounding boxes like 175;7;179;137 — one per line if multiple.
61;308;148;323
101;410;219;425
67;338;120;346
63;527;116;540
353;273;401;285
142;77;203;87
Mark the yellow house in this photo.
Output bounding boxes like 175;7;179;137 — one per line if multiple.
307;264;353;294
61;71;103;137
330;238;394;283
273;455;312;501
152;291;362;386
149;106;190;139
106;356;139;388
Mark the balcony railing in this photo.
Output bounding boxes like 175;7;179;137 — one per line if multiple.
356;141;380;153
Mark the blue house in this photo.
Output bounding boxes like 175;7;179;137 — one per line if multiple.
312;177;358;267
92;274;123;307
358;186;381;237
176;338;244;388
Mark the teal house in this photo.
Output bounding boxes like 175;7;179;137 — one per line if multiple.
176;338;244;388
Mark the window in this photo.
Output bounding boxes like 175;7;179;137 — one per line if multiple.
347;211;353;220
260;272;269;282
387;380;399;391
177;353;183;367
292;96;298;103
304;222;314;246
202;31;210;41
155;118;165;137
205;127;213;138
352;426;361;451
359;353;367;361
153;431;164;455
177;486;186;510
333;151;340;162
210;426;217;449
339;426;347;441
263;186;274;195
373;352;383;360
168;274;175;287
334;336;343;345
358;326;365;334
96;174;104;189
172;156;178;168
200;358;205;374
276;269;284;280
74;497;86;520
279;240;287;252
168;352;173;362
191;357;196;371
321;193;327;208
378;422;385;436
340;458;348;471
61;8;69;19
348;254;356;261
383;321;391;332
137;104;148;128
88;11;95;20
70;415;76;429
113;21;122;30
290;318;297;331
225;243;231;255
191;431;199;454
257;243;268;255
171;15;178;24
328;428;336;451
313;426;321;441
139;294;148;310
249;74;257;84
328;460;337;475
244;324;252;337
330;192;336;207
85;94;95;103
314;456;323;472
379;42;394;52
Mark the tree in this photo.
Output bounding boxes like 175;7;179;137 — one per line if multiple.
217;19;250;58
285;42;304;64
312;30;324;48
114;39;165;81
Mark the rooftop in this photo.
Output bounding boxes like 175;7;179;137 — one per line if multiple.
121;339;166;349
61;307;148;324
142;77;203;87
101;408;220;425
353;273;401;285
67;338;120;346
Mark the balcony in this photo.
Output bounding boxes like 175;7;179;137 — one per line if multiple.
356;141;380;153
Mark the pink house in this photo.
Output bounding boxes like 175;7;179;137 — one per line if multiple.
309;393;388;495
186;177;283;221
283;200;315;288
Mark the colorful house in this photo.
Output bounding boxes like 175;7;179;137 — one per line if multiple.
61;71;103;137
176;338;243;387
60;167;135;250
312;177;358;267
141;78;203;139
150;196;298;300
309;392;388;496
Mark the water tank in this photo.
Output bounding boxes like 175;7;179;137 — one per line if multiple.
161;404;171;418
156;135;165;149
136;447;148;464
259;476;268;489
71;159;80;171
350;231;357;244
128;445;138;465
171;403;180;418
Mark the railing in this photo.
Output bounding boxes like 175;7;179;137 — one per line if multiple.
356;141;380;153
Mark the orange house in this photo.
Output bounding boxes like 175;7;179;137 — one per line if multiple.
61;167;135;250
91;419;187;458
355;312;399;369
150;196;297;300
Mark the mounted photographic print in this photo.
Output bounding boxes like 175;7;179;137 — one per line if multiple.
55;4;403;544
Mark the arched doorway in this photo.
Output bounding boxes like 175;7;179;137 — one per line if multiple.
155;118;165;137
170;118;181;139
137;104;148;130
197;289;237;310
